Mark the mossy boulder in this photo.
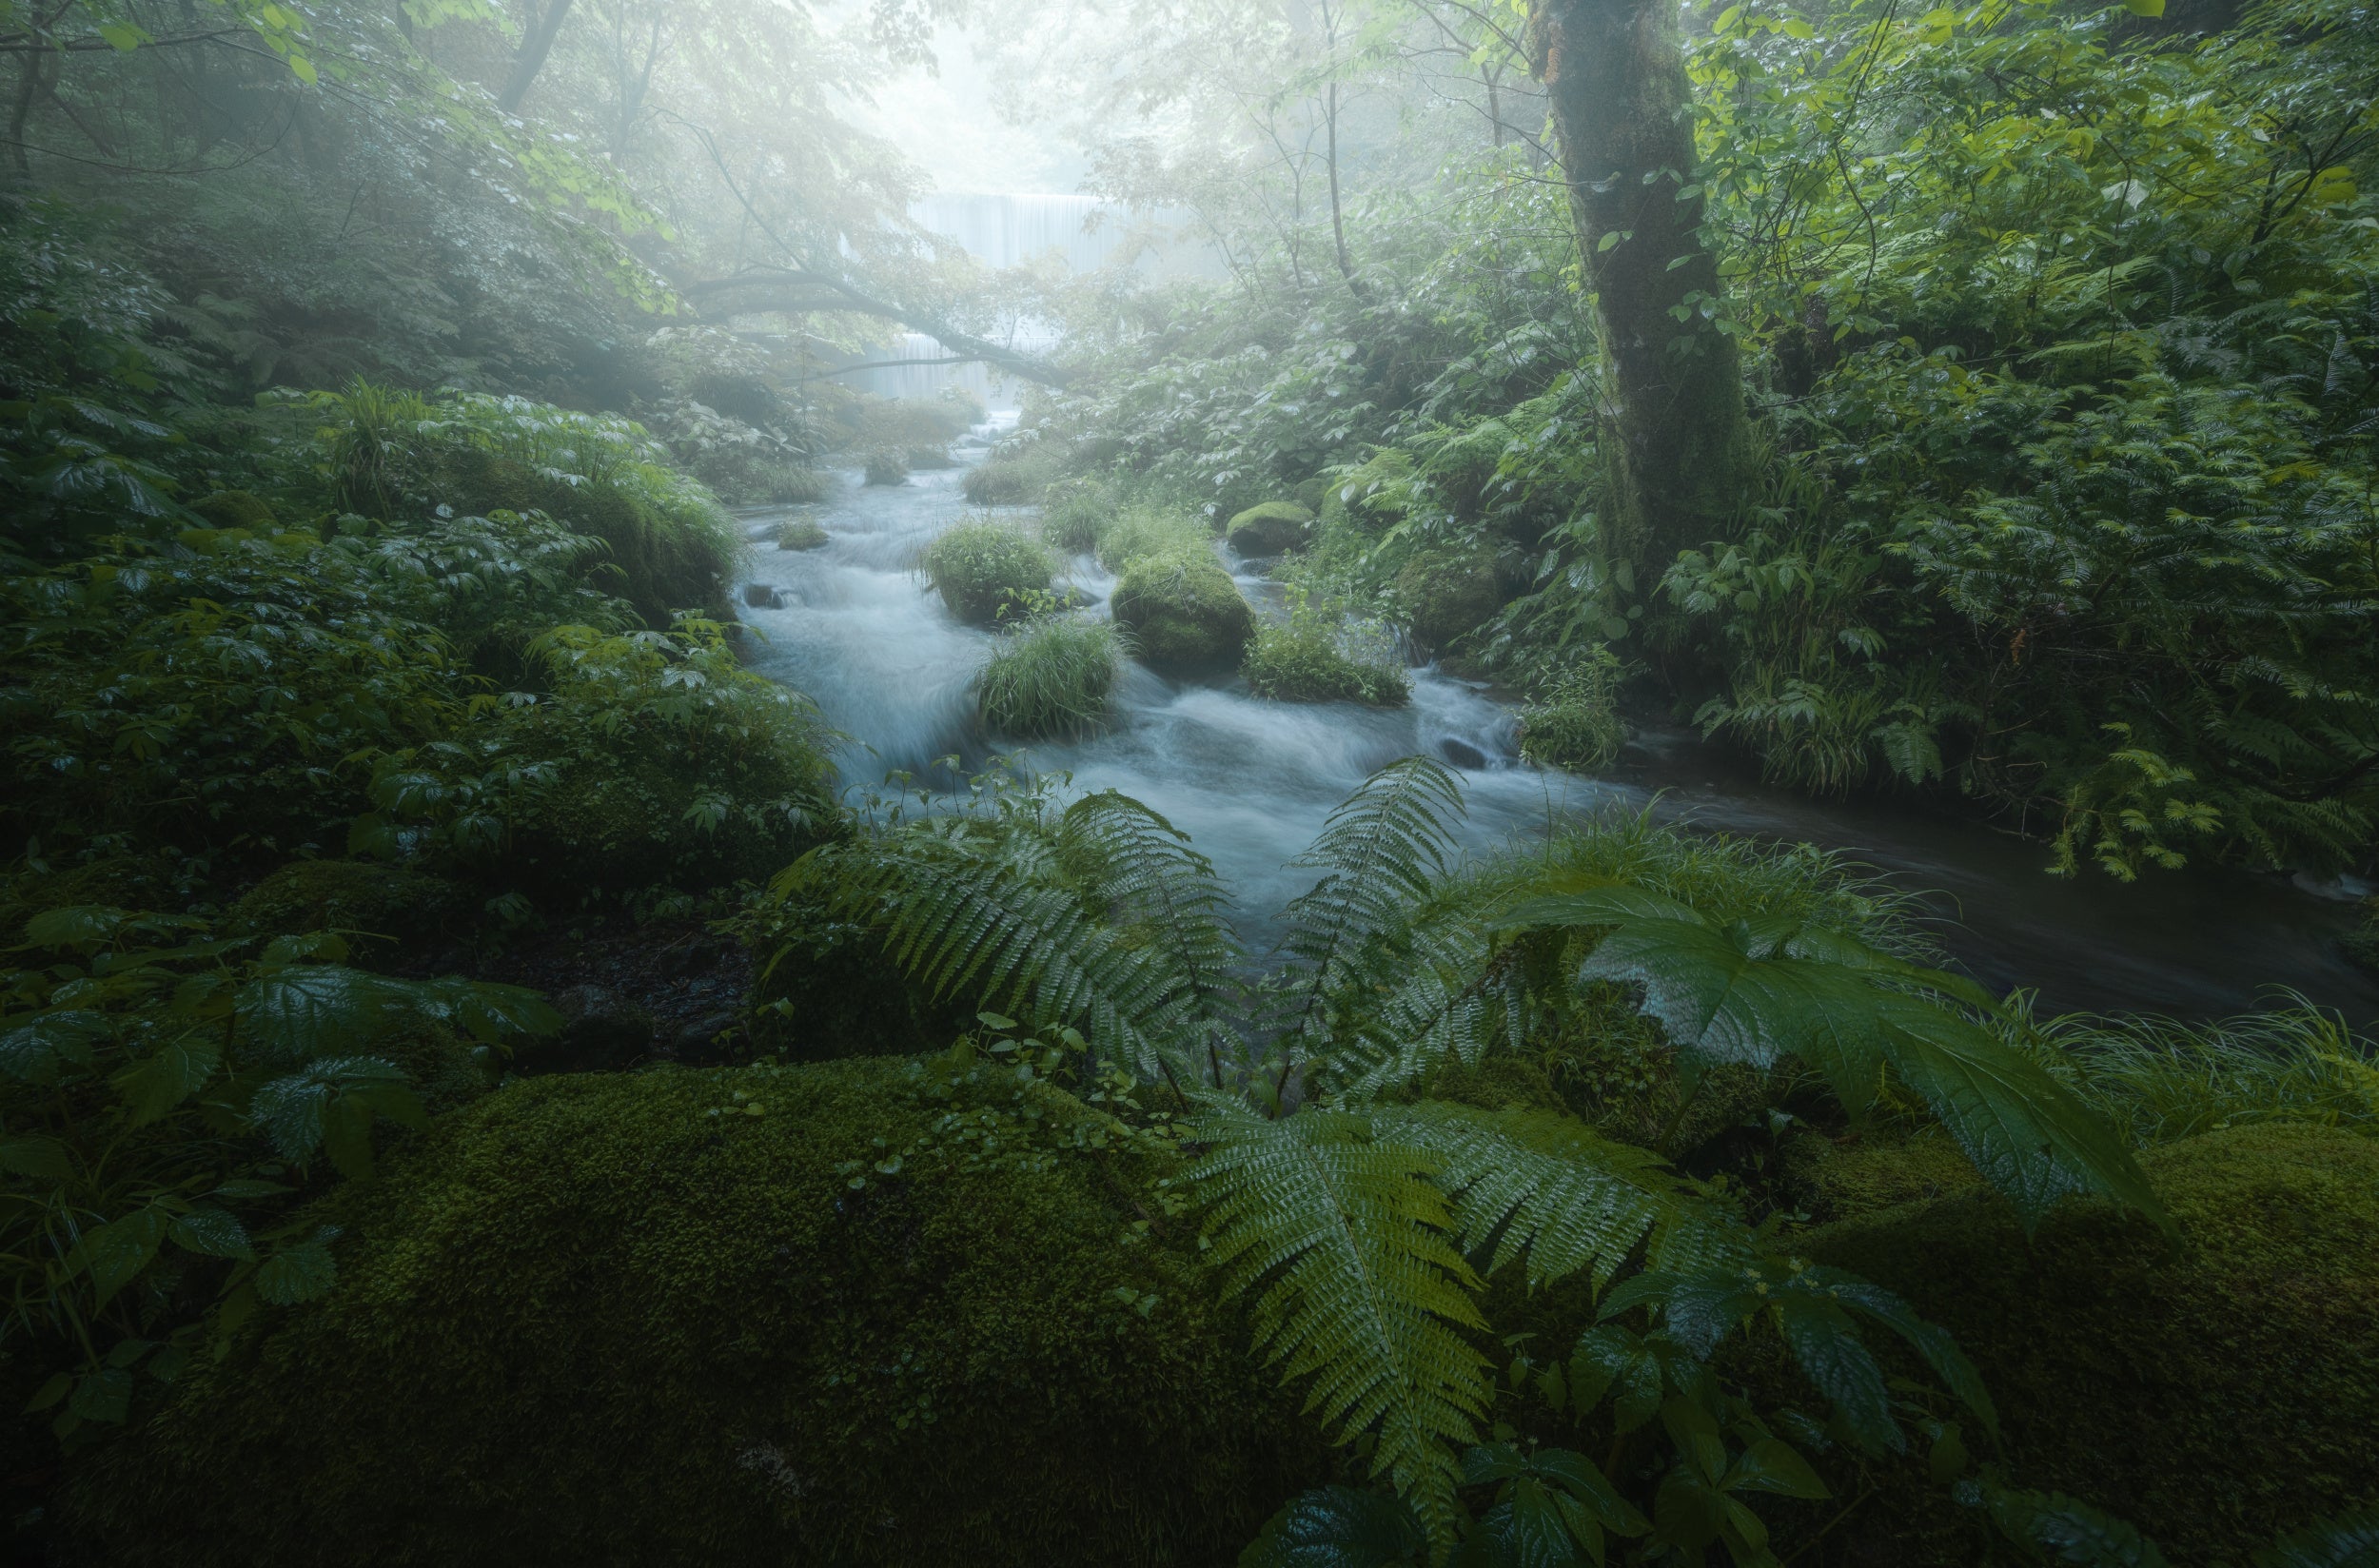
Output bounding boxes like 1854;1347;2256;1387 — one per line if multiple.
61;1059;1329;1567
1242;623;1407;706
1111;551;1256;676
1774;1127;1983;1224
775;517;828;551
863;447;910;486
1794;1123;2379;1564
1224;501;1314;557
1393;545;1502;652
225;859;468;969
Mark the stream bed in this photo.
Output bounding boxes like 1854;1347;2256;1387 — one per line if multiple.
736;418;2379;1027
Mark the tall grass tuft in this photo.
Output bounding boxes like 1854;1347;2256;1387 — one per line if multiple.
2014;997;2379;1147
922;520;1055;625
976;618;1122;740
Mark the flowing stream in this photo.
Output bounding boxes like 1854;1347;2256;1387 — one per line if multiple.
737;418;2379;1027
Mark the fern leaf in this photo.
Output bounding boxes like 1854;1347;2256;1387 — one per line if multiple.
1274;757;1466;1057
787;839;1201;1080
1187;1100;1489;1545
1329;890;1517;1099
1365;1103;1746;1288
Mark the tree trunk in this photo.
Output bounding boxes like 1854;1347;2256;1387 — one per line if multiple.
1532;0;1752;574
499;0;574;112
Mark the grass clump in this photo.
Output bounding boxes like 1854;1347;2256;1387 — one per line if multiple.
963;442;1063;505
1516;647;1626;772
768;468;829;504
922;521;1056;625
1110;550;1255;676
977;618;1121;739
775;517;828;551
1095;505;1209;574
862;447;910;486
907;443;954;470
1242;617;1407;707
1039;476;1114;555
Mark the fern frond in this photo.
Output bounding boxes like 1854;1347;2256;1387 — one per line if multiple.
1274;756;1467;1057
1186;1100;1490;1545
1365;1103;1750;1286
1054;791;1249;1077
783;836;1202;1079
1512;887;2168;1235
1327;887;1518;1099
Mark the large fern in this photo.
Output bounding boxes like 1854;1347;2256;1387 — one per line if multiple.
1507;885;2169;1233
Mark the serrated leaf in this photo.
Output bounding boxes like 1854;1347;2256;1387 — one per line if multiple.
0;1136;74;1181
255;1234;339;1305
1241;1485;1428;1568
109;1034;222;1123
69;1206;168;1308
0;1009;110;1082
168;1206;254;1261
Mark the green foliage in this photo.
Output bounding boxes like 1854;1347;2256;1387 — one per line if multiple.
0;905;553;1444
863;447;911;486
63;1057;1328;1566
964;443;1065;506
1039;475;1117;555
1095;504;1213;574
1516;649;1625;773
1111;550;1256;675
922;521;1057;625
976;617;1122;740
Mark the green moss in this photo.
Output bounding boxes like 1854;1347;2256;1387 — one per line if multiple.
373;1015;493;1114
1111;551;1256;676
922;522;1056;625
187;490;280;530
1224;501;1314;557
1393;545;1501;652
1242;622;1408;706
224;859;467;969
775;518;829;551
2345;898;2378;974
1095;507;1209;574
1773;1127;1983;1223
62;1060;1329;1567
1799;1123;2379;1563
863;447;910;486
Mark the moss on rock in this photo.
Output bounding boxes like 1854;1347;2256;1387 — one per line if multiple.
1797;1122;2379;1564
775;517;828;551
1111;551;1255;676
922;522;1055;625
61;1059;1328;1568
1224;501;1314;557
1393;545;1501;652
1773;1127;1984;1224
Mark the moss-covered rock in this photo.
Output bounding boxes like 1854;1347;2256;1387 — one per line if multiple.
1393;545;1501;652
1241;622;1407;706
1773;1127;1983;1224
224;859;467;969
1111;551;1256;676
775;517;829;551
61;1059;1328;1568
863;447;910;486
1224;501;1314;557
1796;1123;2379;1564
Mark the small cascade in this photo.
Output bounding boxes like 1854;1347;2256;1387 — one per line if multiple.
732;430;2379;1017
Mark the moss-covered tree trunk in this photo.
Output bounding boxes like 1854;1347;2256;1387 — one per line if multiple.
1532;0;1753;575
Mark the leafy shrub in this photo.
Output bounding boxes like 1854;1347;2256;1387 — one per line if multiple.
1516;648;1625;772
1393;543;1501;652
1110;551;1255;676
907;443;954;470
862;447;909;486
0;905;554;1448
775;518;828;551
825;390;982;454
224;859;468;971
1242;619;1407;706
2346;902;2379;976
1801;1123;2379;1563
61;1057;1331;1567
360;618;836;899
976;618;1121;739
921;522;1055;625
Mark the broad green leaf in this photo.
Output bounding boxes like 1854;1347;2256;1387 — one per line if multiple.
1240;1486;1428;1568
23;905;130;949
0;1009;109;1082
109;1035;222;1123
2257;1509;2379;1568
1774;1294;1898;1454
236;966;405;1063
1728;1439;1829;1500
255;1231;340;1305
0;1136;73;1181
168;1206;254;1261
69;1206;168;1308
